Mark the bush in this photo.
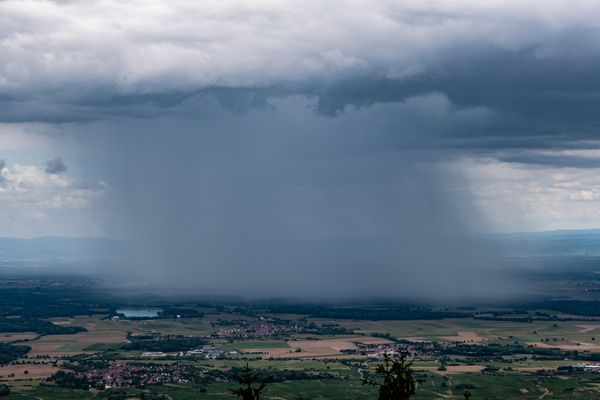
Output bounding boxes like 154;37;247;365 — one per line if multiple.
0;343;30;365
0;384;10;397
454;383;475;390
122;334;207;352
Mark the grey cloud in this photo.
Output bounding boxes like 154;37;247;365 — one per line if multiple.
45;157;67;174
2;44;600;172
496;152;600;169
0;159;5;183
315;44;600;145
1;1;600;162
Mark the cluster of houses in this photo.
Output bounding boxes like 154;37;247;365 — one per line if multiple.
340;342;405;359
141;345;237;360
570;363;600;372
84;362;193;389
215;318;306;339
185;345;238;359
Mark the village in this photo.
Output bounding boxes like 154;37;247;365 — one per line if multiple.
213;317;350;340
141;345;238;360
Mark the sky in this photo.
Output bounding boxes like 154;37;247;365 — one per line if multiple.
1;0;600;296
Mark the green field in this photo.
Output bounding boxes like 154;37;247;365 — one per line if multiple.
222;340;290;350
332;318;600;348
7;372;600;399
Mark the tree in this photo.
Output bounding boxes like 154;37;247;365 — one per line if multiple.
463;389;472;399
362;352;424;400
230;364;270;400
0;384;10;397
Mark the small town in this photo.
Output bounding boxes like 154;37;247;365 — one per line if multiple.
51;362;202;390
213;317;350;340
141;345;238;359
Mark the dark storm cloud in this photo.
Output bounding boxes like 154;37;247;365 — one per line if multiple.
0;159;5;183
315;44;600;152
1;1;599;165
4;44;600;169
495;151;600;169
44;157;67;174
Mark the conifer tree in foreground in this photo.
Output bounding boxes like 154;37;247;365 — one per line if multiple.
230;363;270;400
362;352;425;400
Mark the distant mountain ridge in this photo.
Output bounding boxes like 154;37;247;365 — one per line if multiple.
2;230;600;265
493;229;600;258
0;236;127;263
